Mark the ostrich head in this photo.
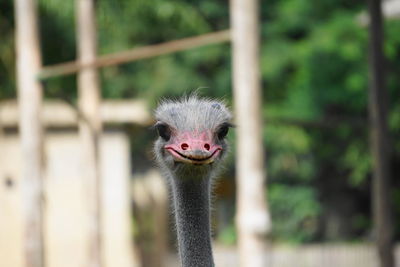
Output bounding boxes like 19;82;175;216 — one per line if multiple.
154;96;233;179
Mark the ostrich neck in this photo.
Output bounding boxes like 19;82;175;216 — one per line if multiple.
171;173;214;267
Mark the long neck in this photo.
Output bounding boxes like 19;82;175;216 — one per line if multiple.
171;174;214;267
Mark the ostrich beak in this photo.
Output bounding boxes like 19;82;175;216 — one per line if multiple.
164;132;222;165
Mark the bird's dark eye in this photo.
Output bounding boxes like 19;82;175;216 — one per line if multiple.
155;122;171;141
217;124;230;139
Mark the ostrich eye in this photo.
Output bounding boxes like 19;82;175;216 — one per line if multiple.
217;123;230;139
155;122;171;141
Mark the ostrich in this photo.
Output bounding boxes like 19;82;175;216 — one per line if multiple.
153;96;233;267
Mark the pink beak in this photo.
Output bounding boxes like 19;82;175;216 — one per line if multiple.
164;131;222;164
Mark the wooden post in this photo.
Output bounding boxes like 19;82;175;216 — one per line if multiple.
230;0;271;266
75;1;103;267
14;0;45;267
367;0;394;267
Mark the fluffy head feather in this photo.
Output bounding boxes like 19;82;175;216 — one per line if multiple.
153;95;233;179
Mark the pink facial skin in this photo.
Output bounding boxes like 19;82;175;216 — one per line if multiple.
164;130;222;164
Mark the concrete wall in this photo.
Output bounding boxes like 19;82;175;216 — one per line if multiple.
0;130;137;267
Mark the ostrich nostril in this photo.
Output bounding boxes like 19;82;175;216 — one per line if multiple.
204;143;210;151
181;143;189;150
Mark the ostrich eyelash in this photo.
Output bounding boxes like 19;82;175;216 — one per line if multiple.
216;122;235;139
217;122;235;130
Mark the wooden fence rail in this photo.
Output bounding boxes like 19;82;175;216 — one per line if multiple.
38;30;230;80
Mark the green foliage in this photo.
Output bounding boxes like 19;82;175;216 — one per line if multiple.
265;124;315;183
218;224;237;245
95;0;231;102
259;1;400;242
0;0;16;98
269;184;320;243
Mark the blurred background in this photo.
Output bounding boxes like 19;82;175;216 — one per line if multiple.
1;0;400;266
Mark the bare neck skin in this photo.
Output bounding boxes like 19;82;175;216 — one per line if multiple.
170;171;214;267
